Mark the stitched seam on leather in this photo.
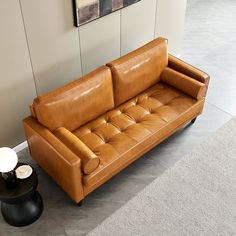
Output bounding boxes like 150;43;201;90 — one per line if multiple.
108;112;135;130
136;107;168;129
93;121;138;146
138;102;169;122
122;104;149;122
123;104;150;123
92;131;106;143
92;122;122;143
103;132;139;155
106;121;121;132
165;94;183;104
76;120;107;139
138;103;162;114
137;92;182;124
118;112;135;122
146;113;168;124
110;114;136;133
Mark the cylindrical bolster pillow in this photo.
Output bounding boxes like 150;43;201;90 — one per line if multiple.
161;67;207;100
54;127;100;174
168;54;210;86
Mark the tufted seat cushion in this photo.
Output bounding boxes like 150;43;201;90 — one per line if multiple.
73;82;199;192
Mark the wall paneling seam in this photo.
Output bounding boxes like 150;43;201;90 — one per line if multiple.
77;28;84;76
154;0;159;37
18;0;38;96
119;10;122;57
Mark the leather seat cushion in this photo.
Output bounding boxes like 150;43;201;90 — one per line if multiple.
73;82;197;187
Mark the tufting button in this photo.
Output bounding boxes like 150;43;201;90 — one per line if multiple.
104;138;110;144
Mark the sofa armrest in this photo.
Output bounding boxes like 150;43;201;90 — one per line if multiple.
54;127;100;175
161;67;207;100
168;54;210;86
23;116;84;203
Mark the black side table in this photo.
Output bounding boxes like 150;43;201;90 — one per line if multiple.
0;163;43;227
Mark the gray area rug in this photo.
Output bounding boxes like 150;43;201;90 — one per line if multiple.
88;117;236;236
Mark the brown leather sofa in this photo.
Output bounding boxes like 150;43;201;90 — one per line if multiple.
23;38;209;204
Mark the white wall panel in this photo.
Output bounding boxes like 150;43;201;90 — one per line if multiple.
155;0;187;55
121;0;157;55
79;11;120;75
0;0;187;148
0;1;36;147
20;0;82;95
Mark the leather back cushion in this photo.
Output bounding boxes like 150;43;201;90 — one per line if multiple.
107;38;168;106
31;66;114;131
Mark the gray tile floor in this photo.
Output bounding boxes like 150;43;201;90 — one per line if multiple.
0;0;235;235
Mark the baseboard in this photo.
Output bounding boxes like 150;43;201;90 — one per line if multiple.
13;140;28;153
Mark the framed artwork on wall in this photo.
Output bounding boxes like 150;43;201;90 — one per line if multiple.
73;0;141;27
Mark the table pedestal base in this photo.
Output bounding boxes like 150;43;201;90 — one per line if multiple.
1;191;43;227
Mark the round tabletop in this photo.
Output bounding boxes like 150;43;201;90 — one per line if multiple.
0;163;38;204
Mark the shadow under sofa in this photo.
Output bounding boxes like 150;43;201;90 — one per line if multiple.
23;38;209;204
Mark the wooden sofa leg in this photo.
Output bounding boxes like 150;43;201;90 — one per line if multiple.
191;118;197;124
77;200;83;207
